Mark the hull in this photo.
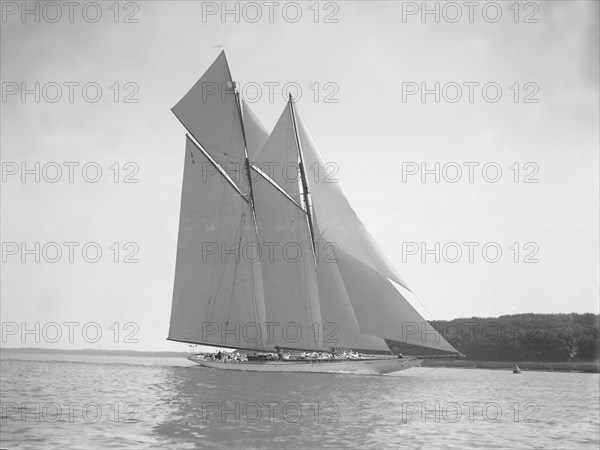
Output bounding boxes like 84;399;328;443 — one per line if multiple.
187;356;422;375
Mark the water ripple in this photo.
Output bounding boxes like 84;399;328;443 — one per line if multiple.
1;353;598;449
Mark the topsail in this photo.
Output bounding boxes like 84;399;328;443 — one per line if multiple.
172;51;250;196
169;52;459;356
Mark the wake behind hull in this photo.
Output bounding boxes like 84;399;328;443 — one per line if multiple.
187;356;422;375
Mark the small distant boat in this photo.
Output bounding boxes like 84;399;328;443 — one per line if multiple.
513;365;522;374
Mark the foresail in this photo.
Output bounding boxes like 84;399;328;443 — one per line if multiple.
252;102;301;204
251;167;324;351
294;108;410;290
169;136;269;351
172;51;249;195
335;249;458;354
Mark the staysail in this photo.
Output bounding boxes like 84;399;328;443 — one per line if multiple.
312;220;392;352
335;249;457;353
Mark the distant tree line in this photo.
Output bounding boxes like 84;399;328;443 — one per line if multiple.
429;313;599;362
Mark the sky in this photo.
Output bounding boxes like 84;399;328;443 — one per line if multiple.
1;1;598;351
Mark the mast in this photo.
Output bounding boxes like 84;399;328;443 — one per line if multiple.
289;94;317;262
234;86;256;208
231;77;265;345
230;78;261;243
220;52;259;239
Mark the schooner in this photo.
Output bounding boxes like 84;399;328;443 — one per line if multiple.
168;51;458;374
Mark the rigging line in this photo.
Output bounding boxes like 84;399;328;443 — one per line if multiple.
226;212;246;325
298;183;320;345
238;217;251;322
242;268;253;328
223;111;246;195
392;279;439;325
290;203;316;348
208;204;247;322
246;218;261;332
232;83;263;330
297;208;312;341
208;173;228;305
275;199;309;346
300;199;321;347
414;293;438;324
233;86;260;239
226;93;237;159
289;206;307;345
314;227;328;243
207;188;232;322
238;215;255;326
415;298;438;324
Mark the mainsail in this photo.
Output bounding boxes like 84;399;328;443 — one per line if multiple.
169;52;459;355
251;168;323;351
169;137;269;350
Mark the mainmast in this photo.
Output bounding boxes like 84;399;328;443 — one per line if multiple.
288;94;317;262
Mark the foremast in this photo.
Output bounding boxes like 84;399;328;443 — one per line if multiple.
232;81;260;239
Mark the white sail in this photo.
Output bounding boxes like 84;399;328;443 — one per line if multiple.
313;221;391;352
172;51;249;194
253;102;301;204
335;249;456;353
292;105;456;353
169;136;270;351
254;101;389;352
251;167;323;351
294;108;409;289
242;99;269;160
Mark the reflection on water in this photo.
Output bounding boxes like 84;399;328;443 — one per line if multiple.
1;353;599;449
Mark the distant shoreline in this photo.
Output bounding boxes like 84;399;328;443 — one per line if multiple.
0;347;189;358
2;347;598;373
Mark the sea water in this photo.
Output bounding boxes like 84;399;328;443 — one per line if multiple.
1;352;598;449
